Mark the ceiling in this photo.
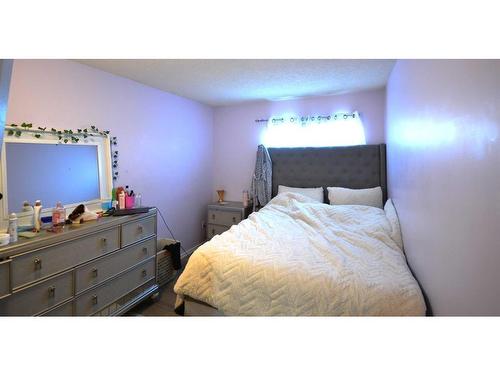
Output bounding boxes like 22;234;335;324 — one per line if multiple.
76;59;396;107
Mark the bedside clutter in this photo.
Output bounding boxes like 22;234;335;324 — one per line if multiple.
207;201;252;240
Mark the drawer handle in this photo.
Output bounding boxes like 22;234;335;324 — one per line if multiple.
92;295;98;305
101;237;107;246
141;269;147;277
137;225;143;234
48;286;56;298
92;268;98;278
34;258;42;270
142;247;148;254
232;216;236;223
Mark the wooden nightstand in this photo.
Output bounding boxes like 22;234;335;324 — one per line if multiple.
207;201;252;240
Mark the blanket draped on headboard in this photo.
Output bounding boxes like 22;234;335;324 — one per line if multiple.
251;144;272;210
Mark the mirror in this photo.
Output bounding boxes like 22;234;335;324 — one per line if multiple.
0;130;112;228
5;143;101;212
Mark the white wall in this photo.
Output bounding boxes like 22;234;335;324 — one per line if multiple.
6;60;214;250
386;60;500;315
213;89;386;202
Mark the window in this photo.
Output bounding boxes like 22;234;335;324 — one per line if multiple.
261;111;366;147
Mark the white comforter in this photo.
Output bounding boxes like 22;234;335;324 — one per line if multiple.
174;193;426;316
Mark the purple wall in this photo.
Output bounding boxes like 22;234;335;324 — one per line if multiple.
6;60;214;250
386;60;500;315
213;88;386;201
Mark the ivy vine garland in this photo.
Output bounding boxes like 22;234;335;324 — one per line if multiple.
5;122;120;180
6;122;110;143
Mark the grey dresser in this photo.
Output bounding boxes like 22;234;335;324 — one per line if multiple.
207;201;251;240
0;209;159;316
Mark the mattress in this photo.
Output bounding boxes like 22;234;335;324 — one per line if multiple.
174;192;426;316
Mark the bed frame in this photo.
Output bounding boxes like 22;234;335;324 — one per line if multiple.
268;144;387;203
175;144;387;316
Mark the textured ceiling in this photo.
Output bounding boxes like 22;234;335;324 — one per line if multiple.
76;59;395;107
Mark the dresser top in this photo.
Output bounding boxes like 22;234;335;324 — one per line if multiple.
208;201;247;210
0;208;157;259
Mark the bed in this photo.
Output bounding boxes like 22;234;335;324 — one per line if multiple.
174;144;426;316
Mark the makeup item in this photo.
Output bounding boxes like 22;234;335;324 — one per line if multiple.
52;202;66;228
125;195;135;209
21;201;34;227
115;186;125;200
125;185;130;195
118;191;126;210
8;213;18;243
33;200;42;232
135;193;142;208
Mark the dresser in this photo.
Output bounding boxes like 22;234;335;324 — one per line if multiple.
207;201;251;240
0;209;159;316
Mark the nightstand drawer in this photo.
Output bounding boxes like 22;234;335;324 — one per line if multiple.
0;260;9;299
208;209;242;226
0;271;73;316
207;224;228;240
121;216;156;247
75;259;155;316
11;227;120;289
75;237;156;294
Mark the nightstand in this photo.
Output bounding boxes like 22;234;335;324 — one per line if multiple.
207;201;252;240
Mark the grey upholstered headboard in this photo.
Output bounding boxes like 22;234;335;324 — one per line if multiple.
268;144;387;203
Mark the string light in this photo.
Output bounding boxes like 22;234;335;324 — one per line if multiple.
255;112;356;124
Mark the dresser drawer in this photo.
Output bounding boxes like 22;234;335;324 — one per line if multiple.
0;260;10;299
75;259;155;316
208;209;242;227
10;227;120;289
207;224;228;240
0;271;73;316
121;215;156;247
40;300;74;316
75;237;156;294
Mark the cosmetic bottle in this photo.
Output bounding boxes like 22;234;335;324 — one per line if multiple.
34;200;42;232
135;193;142;208
21;201;34;227
118;191;126;210
52;202;66;228
8;213;18;243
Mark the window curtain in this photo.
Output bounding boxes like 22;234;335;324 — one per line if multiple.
262;111;366;147
251;144;272;210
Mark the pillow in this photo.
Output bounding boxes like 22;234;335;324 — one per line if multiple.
277;185;324;203
384;198;403;249
327;186;383;208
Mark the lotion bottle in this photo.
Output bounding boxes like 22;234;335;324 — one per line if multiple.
8;213;18;243
118;191;126;210
34;200;42;232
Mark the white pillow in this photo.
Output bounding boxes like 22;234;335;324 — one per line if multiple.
278;185;324;203
327;186;383;208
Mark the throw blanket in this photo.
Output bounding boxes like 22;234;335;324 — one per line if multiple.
251;144;272;210
174;193;425;316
